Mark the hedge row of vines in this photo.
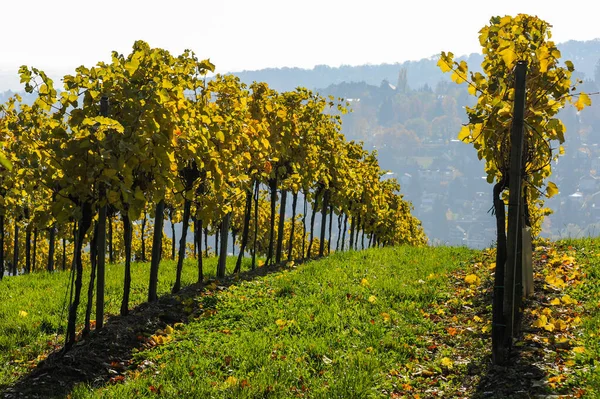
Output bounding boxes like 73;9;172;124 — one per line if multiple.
0;41;426;349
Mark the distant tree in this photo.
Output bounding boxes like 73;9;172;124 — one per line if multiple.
396;68;409;93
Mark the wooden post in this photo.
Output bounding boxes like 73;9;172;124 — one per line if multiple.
492;179;508;365
503;61;527;349
96;95;109;330
217;213;231;278
148;200;165;302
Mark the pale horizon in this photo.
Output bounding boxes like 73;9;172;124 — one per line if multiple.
1;0;599;91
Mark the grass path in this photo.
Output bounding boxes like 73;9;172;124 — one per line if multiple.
70;245;478;398
0;256;253;390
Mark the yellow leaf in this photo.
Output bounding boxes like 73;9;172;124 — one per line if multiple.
554;319;568;331
275;319;286;327
561;295;577;305
437;52;454;73
574;93;592;111
457;125;470;141
19;310;28;317
544;322;555;332
550;298;561;306
499;46;517;68
368;295;377;304
468;84;477;96
224;376;238;387
164;325;174;335
464;274;480;285
473;315;482;323
546;182;559;198
573;346;586;354
533;315;548;328
360;278;370;287
381;312;391;322
542;308;553;316
440;357;453;369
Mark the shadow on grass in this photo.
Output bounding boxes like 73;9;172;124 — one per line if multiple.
0;260;297;399
467;277;560;398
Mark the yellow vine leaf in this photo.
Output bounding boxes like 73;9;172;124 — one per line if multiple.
275;319;286;328
574;93;592;111
572;346;586;354
457;126;470;142
546;182;559;198
440;357;453;369
464;274;480;285
224;376;238;388
499;47;517;68
533;314;548;328
437;52;453;73
561;295;577;305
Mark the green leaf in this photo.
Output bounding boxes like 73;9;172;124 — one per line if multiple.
102;169;118;178
564;60;574;72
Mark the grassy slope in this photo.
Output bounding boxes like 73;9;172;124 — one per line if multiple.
69;246;478;398
2;240;599;398
561;238;600;396
0;256;253;388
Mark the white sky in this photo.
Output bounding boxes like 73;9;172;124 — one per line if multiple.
1;0;598;91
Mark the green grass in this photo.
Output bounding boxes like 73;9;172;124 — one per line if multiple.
7;240;599;397
62;245;478;398
559;238;600;397
0;255;254;388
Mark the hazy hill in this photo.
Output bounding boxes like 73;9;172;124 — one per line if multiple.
233;39;600;93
